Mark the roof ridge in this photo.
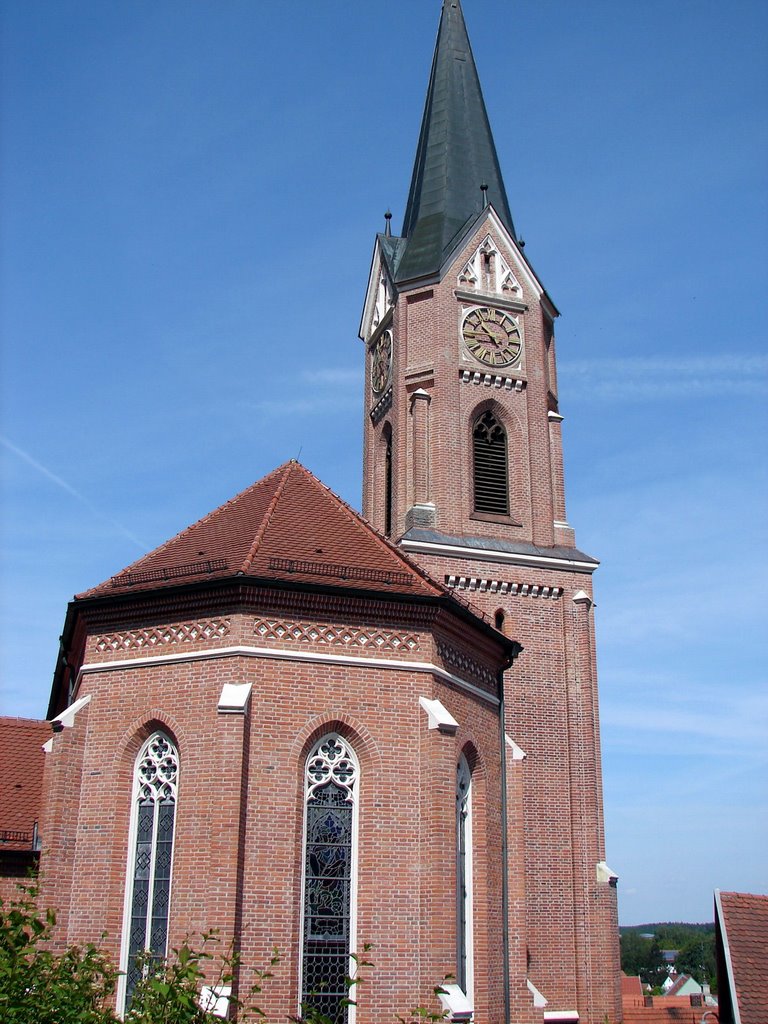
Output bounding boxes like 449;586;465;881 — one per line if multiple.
238;462;294;574
0;716;49;726
80;463;290;597
287;462;477;606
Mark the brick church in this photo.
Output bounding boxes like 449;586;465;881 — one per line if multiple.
6;2;622;1021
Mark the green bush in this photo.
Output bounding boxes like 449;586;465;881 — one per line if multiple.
0;887;448;1023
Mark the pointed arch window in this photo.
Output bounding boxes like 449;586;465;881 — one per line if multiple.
301;734;360;1022
473;410;509;515
383;423;393;537
456;754;474;998
121;732;179;1011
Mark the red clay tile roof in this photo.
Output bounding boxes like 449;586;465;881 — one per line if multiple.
717;890;768;1024
622;973;644;999
621;1007;717;1024
80;462;445;602
0;717;49;851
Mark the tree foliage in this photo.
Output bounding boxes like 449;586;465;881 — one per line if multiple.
1;887;449;1023
675;935;717;988
620;921;717;991
0;886;118;1024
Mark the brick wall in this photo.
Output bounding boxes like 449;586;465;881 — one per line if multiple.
39;592;530;1023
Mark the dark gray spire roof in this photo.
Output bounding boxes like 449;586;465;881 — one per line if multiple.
396;0;515;283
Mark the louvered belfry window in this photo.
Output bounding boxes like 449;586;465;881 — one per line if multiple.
473;410;509;515
123;732;179;1010
301;734;359;1022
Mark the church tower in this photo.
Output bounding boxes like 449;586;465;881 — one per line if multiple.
360;3;622;1022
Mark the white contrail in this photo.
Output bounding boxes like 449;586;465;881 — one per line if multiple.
1;435;148;551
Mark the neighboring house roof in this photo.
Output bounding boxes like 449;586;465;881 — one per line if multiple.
665;974;702;997
0;717;49;851
621;1008;717;1024
395;0;515;282
80;461;446;601
716;889;768;1024
622;973;644;999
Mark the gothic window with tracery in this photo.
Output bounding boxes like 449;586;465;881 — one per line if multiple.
383;423;393;537
473;410;509;515
456;754;474;997
301;734;359;1022
122;732;179;1010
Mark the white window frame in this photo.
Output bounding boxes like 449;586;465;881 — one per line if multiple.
457;753;474;1002
117;731;179;1016
298;733;360;1024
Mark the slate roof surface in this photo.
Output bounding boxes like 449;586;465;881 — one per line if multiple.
718;890;768;1024
396;0;514;282
402;527;599;566
0;717;49;850
80;461;445;602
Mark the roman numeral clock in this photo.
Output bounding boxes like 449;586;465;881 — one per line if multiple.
461;306;522;368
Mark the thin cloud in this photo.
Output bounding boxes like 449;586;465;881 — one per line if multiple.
251;394;361;416
248;368;362;416
603;700;768;745
560;354;768;400
301;367;360;386
1;436;148;551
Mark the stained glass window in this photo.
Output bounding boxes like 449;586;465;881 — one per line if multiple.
123;732;179;1010
456;754;473;996
301;734;359;1022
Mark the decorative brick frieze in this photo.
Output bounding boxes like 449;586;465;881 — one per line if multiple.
460;368;525;391
436;639;496;689
445;575;562;599
95;619;230;652
253;617;419;653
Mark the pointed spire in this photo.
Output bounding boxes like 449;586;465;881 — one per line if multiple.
396;0;516;283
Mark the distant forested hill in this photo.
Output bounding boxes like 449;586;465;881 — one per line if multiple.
619;922;716;990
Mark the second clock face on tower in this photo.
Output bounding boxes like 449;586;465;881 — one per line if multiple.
462;306;522;367
370;330;393;395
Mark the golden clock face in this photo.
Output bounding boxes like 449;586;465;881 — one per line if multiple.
370;330;393;394
462;307;522;367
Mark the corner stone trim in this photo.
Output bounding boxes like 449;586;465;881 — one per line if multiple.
95;619;231;652
446;576;562;599
253;618;419;653
436;639;496;689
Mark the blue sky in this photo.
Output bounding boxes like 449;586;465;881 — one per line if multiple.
2;0;766;924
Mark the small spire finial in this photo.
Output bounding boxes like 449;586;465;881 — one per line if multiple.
384;209;392;237
480;182;489;208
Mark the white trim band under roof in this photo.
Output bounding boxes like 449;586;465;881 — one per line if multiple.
400;538;598;573
74;644;499;706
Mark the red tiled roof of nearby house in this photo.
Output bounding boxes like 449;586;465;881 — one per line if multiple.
0;717;49;851
665;974;698;997
622;973;644;999
80;461;446;602
621;1008;717;1024
717;890;768;1024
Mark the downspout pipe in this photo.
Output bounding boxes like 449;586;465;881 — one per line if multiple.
499;641;523;1023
